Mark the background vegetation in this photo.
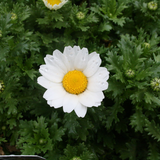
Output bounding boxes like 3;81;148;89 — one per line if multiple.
0;0;160;159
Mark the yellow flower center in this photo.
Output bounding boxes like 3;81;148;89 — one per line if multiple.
62;70;88;95
47;0;61;6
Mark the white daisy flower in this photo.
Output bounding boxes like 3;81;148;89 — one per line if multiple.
37;46;109;118
42;0;68;10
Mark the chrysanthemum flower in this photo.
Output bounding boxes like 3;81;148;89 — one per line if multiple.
42;0;68;10
38;46;109;117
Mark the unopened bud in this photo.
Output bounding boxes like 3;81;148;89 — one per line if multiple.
150;78;160;91
39;138;46;144
148;1;158;10
2;126;6;130
11;13;17;20
0;80;5;93
143;42;150;49
125;69;135;78
71;157;82;160
76;12;85;20
0;30;2;38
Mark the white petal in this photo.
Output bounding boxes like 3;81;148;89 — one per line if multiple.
78;90;104;107
88;67;109;82
39;65;64;83
44;54;55;67
63;94;78;113
63;46;77;70
83;52;101;77
94;102;101;107
74;48;89;71
52;49;68;73
47;100;52;106
37;76;55;89
74;103;87;118
73;46;81;54
43;85;65;101
50;97;64;108
87;81;109;92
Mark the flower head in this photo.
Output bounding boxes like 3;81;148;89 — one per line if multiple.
150;77;160;91
125;69;135;78
76;12;85;20
42;0;68;10
37;46;109;117
0;80;5;93
148;1;158;10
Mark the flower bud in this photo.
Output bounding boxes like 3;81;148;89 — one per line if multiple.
0;30;2;38
148;1;158;10
109;13;113;17
2;126;6;130
143;42;150;49
39;138;46;144
125;69;135;78
11;13;17;21
76;12;85;20
0;80;5;93
71;157;82;160
150;77;160;91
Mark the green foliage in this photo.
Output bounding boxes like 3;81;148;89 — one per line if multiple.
17;116;53;154
0;0;160;159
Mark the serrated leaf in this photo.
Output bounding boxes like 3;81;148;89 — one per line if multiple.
144;92;160;106
147;143;160;160
106;101;124;129
99;22;112;32
50;123;65;142
145;119;160;141
130;109;146;132
25;69;37;80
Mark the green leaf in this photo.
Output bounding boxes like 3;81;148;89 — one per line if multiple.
130;109;146;132
144;92;160;106
147;143;160;160
25;69;37;80
145;119;160;141
99;22;112;32
50;123;65;142
106;100;124;129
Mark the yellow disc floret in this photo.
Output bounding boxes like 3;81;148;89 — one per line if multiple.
62;70;88;95
47;0;61;6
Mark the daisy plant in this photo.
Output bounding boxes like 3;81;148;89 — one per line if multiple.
37;46;109;117
42;0;68;10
